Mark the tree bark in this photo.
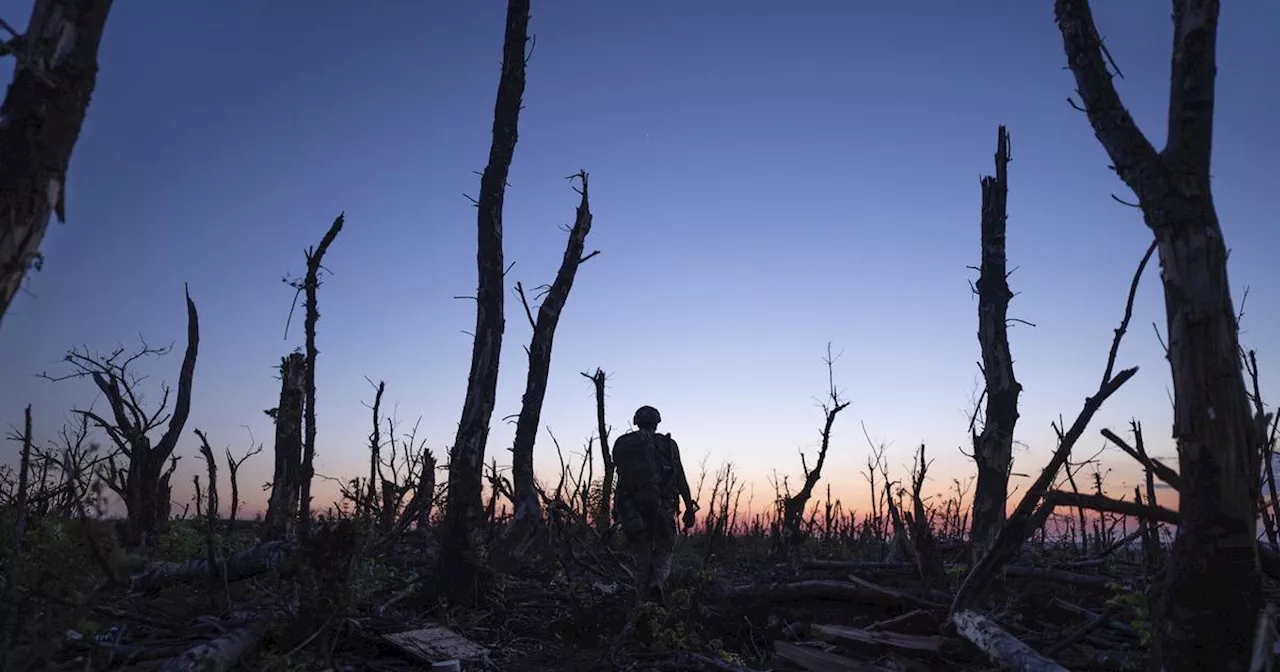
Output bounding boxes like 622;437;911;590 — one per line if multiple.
0;0;113;328
970;125;1021;564
297;214;344;528
264;352;305;539
1054;1;1262;669
508;173;596;538
439;0;529;603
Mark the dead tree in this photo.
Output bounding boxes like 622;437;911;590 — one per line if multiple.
365;378;386;517
224;428;262;538
950;240;1150;614
780;345;849;549
288;213;344;528
507;172;598;540
439;0;529;602
263;352;305;539
583;368;614;533
0;0;113;328
43;286;199;548
970;125;1022;563
10;405;32;554
1055;2;1262;668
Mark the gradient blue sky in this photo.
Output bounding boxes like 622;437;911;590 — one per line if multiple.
1;1;1277;516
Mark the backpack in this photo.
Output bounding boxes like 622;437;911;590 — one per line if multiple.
613;429;675;505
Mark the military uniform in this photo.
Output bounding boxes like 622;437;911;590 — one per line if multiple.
612;406;693;603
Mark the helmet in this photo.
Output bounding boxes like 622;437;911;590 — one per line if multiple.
633;405;662;427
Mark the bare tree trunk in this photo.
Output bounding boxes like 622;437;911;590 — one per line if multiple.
413;450;436;531
438;0;529;604
0;0;112;328
583;368;613;534
508;172;597;539
115;288;198;548
970;125;1021;564
264;353;305;539
225;432;262;540
367;380;385;516
297;214;344;529
12;405;33;554
1054;2;1261;669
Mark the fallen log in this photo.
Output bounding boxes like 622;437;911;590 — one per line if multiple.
1003;565;1121;590
161;615;274;672
811;623;959;656
131;540;297;592
724;580;910;608
801;560;916;574
844;573;945;610
772;641;895;672
951;610;1070;671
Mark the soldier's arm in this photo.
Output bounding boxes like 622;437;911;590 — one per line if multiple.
668;436;695;507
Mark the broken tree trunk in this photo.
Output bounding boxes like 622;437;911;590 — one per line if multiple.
1055;1;1262;669
439;0;529;604
85;287;199;549
952;610;1069;672
507;171;597;541
951;242;1150;613
970;125;1022;564
297;213;344;528
584;368;614;534
0;0;113;329
367;379;385;518
264;352;305;540
12;405;32;554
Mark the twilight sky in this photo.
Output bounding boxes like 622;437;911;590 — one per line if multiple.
1;1;1277;518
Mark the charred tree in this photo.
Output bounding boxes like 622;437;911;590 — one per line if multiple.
950;241;1150;614
507;172;598;539
583;367;614;534
438;0;529;603
969;125;1022;563
291;214;344;528
225;430;262;539
780;346;849;549
45;286;199;548
0;0;113;328
11;405;32;554
366;379;385;517
1055;1;1262;668
264;352;305;539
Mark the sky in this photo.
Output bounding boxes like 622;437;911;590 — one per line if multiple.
1;1;1277;520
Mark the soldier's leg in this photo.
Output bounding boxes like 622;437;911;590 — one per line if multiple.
629;534;653;597
620;499;654;598
647;504;679;602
